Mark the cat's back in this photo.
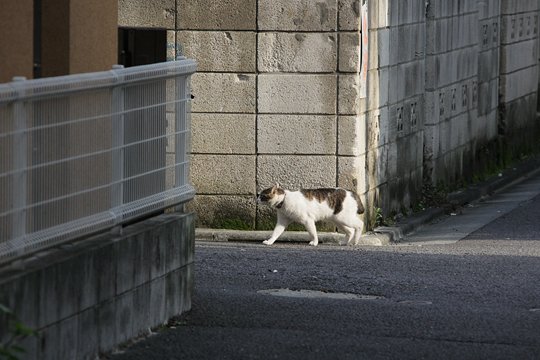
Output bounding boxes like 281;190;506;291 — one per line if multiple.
281;187;363;219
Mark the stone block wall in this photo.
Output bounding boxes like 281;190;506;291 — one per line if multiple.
171;0;366;229
118;0;540;228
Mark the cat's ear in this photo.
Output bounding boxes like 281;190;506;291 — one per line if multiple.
274;182;281;189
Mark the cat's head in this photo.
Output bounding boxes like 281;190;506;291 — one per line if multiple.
257;183;285;207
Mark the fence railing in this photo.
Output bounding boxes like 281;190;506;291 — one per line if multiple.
0;59;197;264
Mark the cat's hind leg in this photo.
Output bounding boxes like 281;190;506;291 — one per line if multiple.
336;223;354;245
335;215;364;245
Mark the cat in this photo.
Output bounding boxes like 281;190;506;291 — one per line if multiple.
257;183;365;246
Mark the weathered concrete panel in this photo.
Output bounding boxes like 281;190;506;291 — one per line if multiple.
177;31;256;72
118;0;175;28
258;115;337;154
177;0;256;30
191;73;256;113
258;74;337;114
257;155;337;190
188;195;256;228
501;67;539;102
339;32;361;72
337;155;366;194
500;39;538;73
338;115;367;156
258;32;337;72
258;0;337;31
192;113;256;154
339;74;364;114
190;154;256;194
338;0;361;30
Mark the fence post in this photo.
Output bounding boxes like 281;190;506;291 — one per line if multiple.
111;65;125;231
11;77;28;245
175;68;190;190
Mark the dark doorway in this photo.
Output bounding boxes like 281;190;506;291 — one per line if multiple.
118;28;167;67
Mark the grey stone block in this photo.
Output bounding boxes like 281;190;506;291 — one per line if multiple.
177;0;256;30
501;0;539;15
258;115;337;155
338;115;367;156
118;0;175;28
339;32;361;72
177;31;256;72
339;0;361;30
500;39;539;73
259;0;337;31
258;32;337;73
191;73;256;113
258;74;337;114
500;67;539;102
190;154;256;194
257;155;337;190
337;155;367;194
338;74;364;114
187;194;256;228
192;114;256;154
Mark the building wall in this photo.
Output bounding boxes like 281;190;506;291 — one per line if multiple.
119;1;540;228
0;0;34;82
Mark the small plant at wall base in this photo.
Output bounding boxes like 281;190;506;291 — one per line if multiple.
0;304;39;360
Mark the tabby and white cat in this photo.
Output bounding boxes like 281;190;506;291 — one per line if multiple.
257;184;365;246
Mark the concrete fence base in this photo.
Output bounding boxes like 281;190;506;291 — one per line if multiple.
0;212;194;360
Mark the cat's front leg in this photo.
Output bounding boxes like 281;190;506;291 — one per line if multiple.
304;219;319;246
263;213;290;245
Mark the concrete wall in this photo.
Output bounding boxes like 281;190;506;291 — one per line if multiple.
119;1;540;228
498;1;540;156
367;0;426;216
0;213;194;360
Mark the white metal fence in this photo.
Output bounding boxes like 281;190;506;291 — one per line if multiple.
0;60;196;263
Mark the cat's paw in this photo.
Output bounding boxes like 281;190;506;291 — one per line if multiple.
262;240;273;246
309;240;318;246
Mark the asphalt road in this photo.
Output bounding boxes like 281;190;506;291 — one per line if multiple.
108;174;540;360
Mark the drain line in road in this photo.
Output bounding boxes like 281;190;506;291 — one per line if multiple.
258;288;384;300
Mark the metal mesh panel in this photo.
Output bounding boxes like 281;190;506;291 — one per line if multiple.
0;60;196;263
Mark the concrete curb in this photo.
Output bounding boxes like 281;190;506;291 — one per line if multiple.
195;228;390;246
196;154;540;246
